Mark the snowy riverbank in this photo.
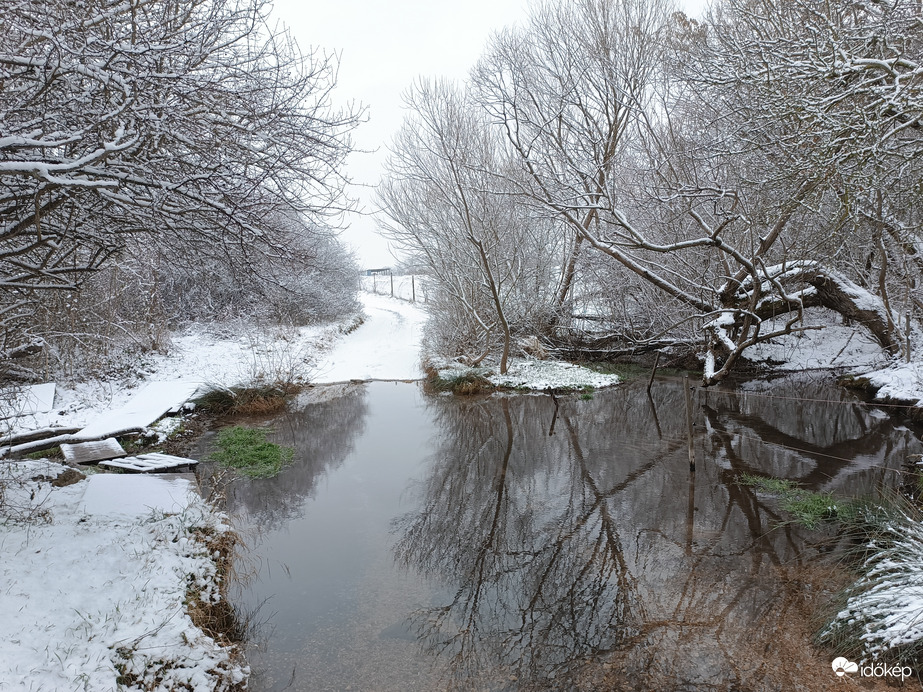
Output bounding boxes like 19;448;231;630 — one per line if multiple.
745;319;923;411
0;461;246;691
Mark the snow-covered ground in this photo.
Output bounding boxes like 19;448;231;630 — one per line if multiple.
2;292;426;437
745;317;923;408
313;292;428;382
487;359;620;390
1;320;345;437
0;461;246;692
860;361;923;407
744;321;889;371
436;359;621;391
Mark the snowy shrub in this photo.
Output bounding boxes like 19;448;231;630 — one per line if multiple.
27;226;359;382
821;510;923;666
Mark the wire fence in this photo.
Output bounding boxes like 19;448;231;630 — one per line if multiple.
360;274;428;303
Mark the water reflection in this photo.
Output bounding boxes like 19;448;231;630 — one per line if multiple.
393;378;921;690
226;383;444;692
224;377;922;691
215;384;369;527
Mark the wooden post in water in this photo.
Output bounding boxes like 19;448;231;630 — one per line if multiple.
684;375;696;472
411;276;416;302
390;270;394;297
647;352;660;393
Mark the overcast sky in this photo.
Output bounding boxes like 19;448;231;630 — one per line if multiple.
269;0;710;268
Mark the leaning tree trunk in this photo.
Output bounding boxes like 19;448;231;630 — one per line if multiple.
704;260;902;385
750;262;901;354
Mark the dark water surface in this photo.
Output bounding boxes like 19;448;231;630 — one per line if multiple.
215;376;922;691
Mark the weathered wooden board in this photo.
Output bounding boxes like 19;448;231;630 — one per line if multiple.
99;452;198;473
0;426;81;447
60;437;126;465
75;381;202;441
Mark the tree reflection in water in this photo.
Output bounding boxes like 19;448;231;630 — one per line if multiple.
214;384;369;528
394;377;921;690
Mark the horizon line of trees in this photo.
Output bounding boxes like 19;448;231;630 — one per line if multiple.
379;0;923;383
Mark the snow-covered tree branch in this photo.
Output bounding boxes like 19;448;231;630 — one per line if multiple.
0;0;361;365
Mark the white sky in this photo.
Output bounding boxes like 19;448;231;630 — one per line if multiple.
269;0;710;268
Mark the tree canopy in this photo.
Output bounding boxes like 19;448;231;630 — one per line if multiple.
380;0;923;383
0;0;361;365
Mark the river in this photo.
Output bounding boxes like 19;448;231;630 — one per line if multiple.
201;374;922;691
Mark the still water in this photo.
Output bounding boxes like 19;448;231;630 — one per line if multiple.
211;376;921;691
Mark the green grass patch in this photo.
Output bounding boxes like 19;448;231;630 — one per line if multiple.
738;472;798;495
25;445;62;460
209;426;294;478
780;491;839;529
738;473;844;529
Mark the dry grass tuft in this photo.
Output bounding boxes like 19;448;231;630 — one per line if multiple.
194;384;299;416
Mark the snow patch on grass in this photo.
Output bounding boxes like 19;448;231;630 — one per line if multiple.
823;512;923;664
0;460;247;691
438;359;620;392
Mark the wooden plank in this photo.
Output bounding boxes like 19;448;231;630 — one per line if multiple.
75;381;202;441
60;437;127;465
99;452;198;473
4;430;135;458
0;426;81;447
138;452;199;466
99;457;154;472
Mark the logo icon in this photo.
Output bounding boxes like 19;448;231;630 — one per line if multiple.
832;657;859;676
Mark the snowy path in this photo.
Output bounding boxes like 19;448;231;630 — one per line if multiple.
313;292;427;383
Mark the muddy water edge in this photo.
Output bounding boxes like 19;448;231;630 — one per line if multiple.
195;375;923;691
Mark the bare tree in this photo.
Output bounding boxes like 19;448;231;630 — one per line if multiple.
380;79;560;373
467;0;912;383
473;0;669;314
682;0;923;345
0;0;361;373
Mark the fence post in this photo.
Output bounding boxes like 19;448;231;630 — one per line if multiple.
412;276;416;302
390;270;394;297
647;352;660;393
684;376;696;472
